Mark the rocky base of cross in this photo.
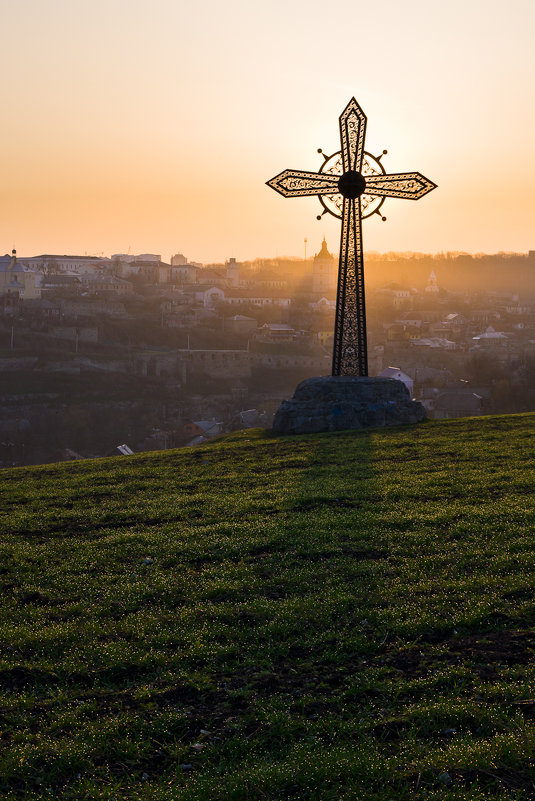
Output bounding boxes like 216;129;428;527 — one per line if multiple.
272;376;426;435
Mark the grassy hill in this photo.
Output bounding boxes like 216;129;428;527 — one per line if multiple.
1;414;535;800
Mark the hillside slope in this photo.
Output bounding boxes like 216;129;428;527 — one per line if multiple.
1;414;535;800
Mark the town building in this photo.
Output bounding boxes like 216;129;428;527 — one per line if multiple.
256;323;297;342
81;275;133;295
20;254;110;275
0;251;40;300
170;263;198;283
224;288;292;308
312;237;337;294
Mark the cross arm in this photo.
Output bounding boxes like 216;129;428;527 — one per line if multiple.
364;172;437;200
266;170;340;198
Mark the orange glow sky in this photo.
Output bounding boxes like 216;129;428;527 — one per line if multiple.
3;0;535;263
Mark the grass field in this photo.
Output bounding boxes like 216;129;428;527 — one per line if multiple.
1;414;535;800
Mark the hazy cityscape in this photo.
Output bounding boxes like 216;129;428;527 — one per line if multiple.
1;244;534;466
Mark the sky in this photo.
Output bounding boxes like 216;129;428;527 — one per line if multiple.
3;0;535;263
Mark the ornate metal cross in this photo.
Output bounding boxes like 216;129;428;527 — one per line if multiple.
267;97;436;377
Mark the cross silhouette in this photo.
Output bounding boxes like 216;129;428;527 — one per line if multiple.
267;98;436;377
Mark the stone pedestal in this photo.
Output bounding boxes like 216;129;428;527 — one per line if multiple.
272;376;426;435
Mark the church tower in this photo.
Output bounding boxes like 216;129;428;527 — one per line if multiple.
424;269;440;295
312;237;337;295
226;257;240;287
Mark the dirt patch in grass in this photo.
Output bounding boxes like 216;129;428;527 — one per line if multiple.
18;590;65;606
452;766;535;794
294;546;388;562
371;718;411;742
0;666;59;690
387;630;535;678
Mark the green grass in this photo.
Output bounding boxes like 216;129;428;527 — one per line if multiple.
1;414;535;800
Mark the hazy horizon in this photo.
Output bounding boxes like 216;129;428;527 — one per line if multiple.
9;247;535;265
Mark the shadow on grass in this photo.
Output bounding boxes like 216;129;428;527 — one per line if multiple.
3;418;535;800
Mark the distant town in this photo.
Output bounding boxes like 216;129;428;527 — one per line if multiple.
1;244;534;466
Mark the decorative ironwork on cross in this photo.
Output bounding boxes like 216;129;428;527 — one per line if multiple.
267;98;437;377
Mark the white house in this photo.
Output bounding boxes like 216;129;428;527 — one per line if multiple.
309;297;336;311
472;326;508;344
378;366;414;396
186;286;225;308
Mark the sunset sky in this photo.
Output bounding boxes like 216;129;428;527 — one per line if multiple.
3;0;535;263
